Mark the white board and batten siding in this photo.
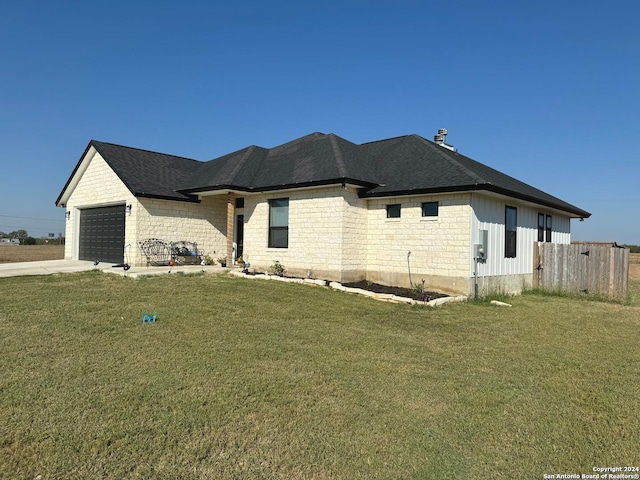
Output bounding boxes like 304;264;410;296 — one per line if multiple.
470;193;571;277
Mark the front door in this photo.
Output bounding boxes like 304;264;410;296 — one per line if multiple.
235;214;244;259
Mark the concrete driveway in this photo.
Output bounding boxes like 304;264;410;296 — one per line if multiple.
0;260;106;278
0;259;222;278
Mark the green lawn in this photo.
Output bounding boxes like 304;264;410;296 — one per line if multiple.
1;272;639;479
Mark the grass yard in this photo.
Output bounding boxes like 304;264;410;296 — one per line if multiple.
0;245;64;263
630;252;640;282
1;272;639;479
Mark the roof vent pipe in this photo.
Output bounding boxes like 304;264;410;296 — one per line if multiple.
433;128;455;151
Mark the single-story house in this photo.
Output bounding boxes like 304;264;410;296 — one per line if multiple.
55;130;590;295
0;238;21;245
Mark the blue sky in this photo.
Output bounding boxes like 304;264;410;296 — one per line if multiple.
1;1;638;243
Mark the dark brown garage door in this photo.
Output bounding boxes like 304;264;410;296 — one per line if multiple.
79;205;125;264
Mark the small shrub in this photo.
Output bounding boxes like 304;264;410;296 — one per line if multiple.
412;279;432;302
270;260;285;276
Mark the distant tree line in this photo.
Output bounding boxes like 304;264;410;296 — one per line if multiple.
623;244;640;253
0;229;28;239
0;230;64;245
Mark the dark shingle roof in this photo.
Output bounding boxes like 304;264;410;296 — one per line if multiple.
177;133;380;193
57;133;590;218
91;141;202;201
178;132;589;217
55;141;202;206
356;135;590;216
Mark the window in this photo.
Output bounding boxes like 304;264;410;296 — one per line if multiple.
268;198;289;248
545;215;552;242
538;213;545;242
505;206;517;258
386;204;401;218
235;197;245;209
421;201;439;217
538;213;553;242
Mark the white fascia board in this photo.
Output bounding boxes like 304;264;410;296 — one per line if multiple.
57;146;98;207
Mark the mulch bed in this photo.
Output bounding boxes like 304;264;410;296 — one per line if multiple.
241;271;448;302
343;281;448;302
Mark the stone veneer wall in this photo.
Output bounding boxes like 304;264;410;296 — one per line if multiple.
339;188;369;283
63;151;227;266
241;188;473;294
63;152;134;261
241;186;368;282
135;196;227;267
365;194;473;295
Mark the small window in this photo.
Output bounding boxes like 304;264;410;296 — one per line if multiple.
235;197;245;209
421;201;439;217
386;204;401;218
538;213;545;242
545;215;552;242
505;206;517;258
268;198;289;248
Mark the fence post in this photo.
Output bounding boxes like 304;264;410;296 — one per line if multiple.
609;247;616;298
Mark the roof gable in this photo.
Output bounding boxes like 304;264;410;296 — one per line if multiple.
92;141;201;201
56;141;202;206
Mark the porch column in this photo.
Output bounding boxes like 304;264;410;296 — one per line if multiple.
226;192;235;266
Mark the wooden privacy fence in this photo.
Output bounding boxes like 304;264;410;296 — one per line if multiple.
533;242;630;300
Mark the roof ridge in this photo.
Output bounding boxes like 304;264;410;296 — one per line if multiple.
412;135;486;185
328;134;349;178
269;131;327;149
223;145;260;184
360;134;410;146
